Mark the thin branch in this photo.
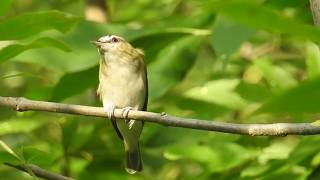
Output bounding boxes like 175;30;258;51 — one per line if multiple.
4;163;74;180
1;96;320;136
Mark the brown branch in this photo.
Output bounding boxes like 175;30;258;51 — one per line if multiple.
4;163;74;180
0;96;320;136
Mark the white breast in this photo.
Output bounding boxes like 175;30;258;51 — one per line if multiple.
99;58;146;110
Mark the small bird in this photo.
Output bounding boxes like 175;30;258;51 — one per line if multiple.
91;35;148;174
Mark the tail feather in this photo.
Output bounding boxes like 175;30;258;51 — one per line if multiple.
125;146;142;174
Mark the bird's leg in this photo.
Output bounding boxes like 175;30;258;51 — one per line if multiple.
104;103;116;121
122;107;133;123
122;107;136;130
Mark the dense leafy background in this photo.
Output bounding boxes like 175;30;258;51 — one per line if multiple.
1;0;320;179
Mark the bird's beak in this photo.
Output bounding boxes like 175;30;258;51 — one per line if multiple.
90;41;103;47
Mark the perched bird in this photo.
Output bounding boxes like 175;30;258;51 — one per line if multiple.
91;35;148;174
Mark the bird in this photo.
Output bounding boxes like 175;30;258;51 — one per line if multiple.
91;35;148;174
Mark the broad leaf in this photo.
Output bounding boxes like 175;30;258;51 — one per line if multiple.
306;41;320;79
0;37;71;64
210;0;320;42
149;36;204;101
0;118;47;135
254;58;297;92
51;65;99;101
184;79;248;110
131;28;211;63
0;140;20;164
0;10;79;40
21;147;55;166
258;78;320;113
0;0;12;16
211;15;254;56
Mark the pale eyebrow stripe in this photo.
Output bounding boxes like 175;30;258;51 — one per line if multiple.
98;35;111;42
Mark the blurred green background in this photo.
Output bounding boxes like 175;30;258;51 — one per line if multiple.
1;0;320;179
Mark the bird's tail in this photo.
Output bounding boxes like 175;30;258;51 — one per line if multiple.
125;144;142;174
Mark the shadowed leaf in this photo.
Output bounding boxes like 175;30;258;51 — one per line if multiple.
0;10;79;40
0;37;72;64
51;65;99;101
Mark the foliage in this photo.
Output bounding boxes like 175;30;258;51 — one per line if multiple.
0;0;320;179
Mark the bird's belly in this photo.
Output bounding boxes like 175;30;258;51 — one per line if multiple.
100;73;146;110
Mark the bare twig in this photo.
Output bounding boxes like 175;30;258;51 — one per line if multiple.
1;96;320;136
4;163;74;180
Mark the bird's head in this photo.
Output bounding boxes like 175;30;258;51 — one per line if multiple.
91;35;143;59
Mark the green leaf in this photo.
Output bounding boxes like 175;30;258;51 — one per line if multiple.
288;136;320;164
131;28;211;63
164;144;216;162
70;123;95;150
0;152;20;164
51;65;99;101
209;0;320;42
184;79;248;110
235;81;272;102
0;140;20;164
0;0;12;16
258;138;298;164
0;118;47;135
306;42;320;79
0;37;72;64
0;10;79;40
21;147;55;166
211;15;254;56
175;97;230;119
62;118;78;150
241;164;270;178
148;36;204;101
258;78;320;113
165;141;253;172
254;57;297;92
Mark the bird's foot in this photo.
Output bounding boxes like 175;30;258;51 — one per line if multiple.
122;107;133;122
122;107;135;129
104;103;116;121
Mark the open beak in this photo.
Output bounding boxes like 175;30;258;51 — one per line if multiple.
90;41;103;47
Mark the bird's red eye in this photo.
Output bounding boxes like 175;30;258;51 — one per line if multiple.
111;37;119;43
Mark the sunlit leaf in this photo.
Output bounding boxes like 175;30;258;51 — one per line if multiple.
258;138;298;164
254;57;297;92
184;79;248;110
306;41;320;79
165;141;253;172
0;140;20;164
0;118;47;135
